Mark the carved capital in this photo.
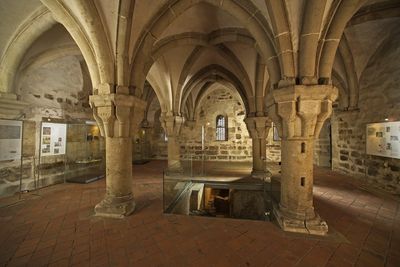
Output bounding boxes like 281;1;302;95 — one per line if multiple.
160;113;185;137
89;90;146;138
244;116;272;139
268;85;338;140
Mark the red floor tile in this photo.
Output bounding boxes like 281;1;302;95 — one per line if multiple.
0;161;399;267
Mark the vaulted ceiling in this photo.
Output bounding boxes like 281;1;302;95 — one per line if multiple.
0;0;399;117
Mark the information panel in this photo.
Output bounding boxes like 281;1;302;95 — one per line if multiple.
366;121;400;159
0;119;22;161
41;122;67;156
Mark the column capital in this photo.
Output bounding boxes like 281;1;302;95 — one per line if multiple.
268;85;338;140
244;116;272;139
160;113;185;137
89;91;146;138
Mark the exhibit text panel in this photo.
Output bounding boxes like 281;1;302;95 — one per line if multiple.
0;119;22;161
41;122;67;156
366;121;400;159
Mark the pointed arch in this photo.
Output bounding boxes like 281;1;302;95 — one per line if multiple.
41;0;114;92
338;35;359;109
318;0;365;81
299;0;328;82
0;7;57;93
181;64;250;115
130;0;280;95
265;0;296;82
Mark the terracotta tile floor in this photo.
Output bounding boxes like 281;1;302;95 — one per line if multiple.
0;160;399;267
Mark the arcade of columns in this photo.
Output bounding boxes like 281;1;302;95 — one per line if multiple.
1;0;375;235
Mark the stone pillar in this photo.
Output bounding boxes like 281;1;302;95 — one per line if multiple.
89;87;146;218
244;116;272;180
160;113;185;175
268;85;338;235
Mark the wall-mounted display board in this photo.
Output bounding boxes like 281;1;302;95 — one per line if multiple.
41;122;67;156
0;119;22;161
366;121;400;159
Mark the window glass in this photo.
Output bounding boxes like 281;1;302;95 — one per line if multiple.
216;115;227;141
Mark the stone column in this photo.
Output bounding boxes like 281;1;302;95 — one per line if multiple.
89;87;146;218
160;113;185;175
244;116;272;180
268;85;338;235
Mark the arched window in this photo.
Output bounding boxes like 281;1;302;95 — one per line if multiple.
216;115;227;141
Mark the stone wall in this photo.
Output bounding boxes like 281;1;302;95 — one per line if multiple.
18;55;92;121
331;36;400;194
180;87;252;162
147;87;281;162
0;55;104;197
314;120;332;167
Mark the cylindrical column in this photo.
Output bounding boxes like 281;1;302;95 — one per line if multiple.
260;138;267;163
89;90;147;219
106;137;132;196
167;136;182;173
244;116;271;179
94;137;135;218
252;138;263;172
280;139;315;220
269;84;337;235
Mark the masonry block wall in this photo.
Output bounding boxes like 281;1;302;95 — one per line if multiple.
18;56;92;120
314;120;332;167
0;55;103;196
180;88;252;162
148;88;281;162
331;36;400;194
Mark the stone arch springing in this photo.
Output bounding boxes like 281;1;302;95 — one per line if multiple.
264;0;296;82
135;29;258;115
298;0;328;82
41;0;114;91
192;81;246;123
338;35;360;109
171;43;254;115
0;7;57;93
141;82;158;125
180;64;251;116
318;0;366;82
331;70;349;110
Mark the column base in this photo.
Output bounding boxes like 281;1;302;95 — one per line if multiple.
94;193;136;219
251;170;272;182
273;206;328;236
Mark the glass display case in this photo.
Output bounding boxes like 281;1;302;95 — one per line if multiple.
0;119;105;198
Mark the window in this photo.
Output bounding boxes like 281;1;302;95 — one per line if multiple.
216;115;227;141
273;123;281;141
